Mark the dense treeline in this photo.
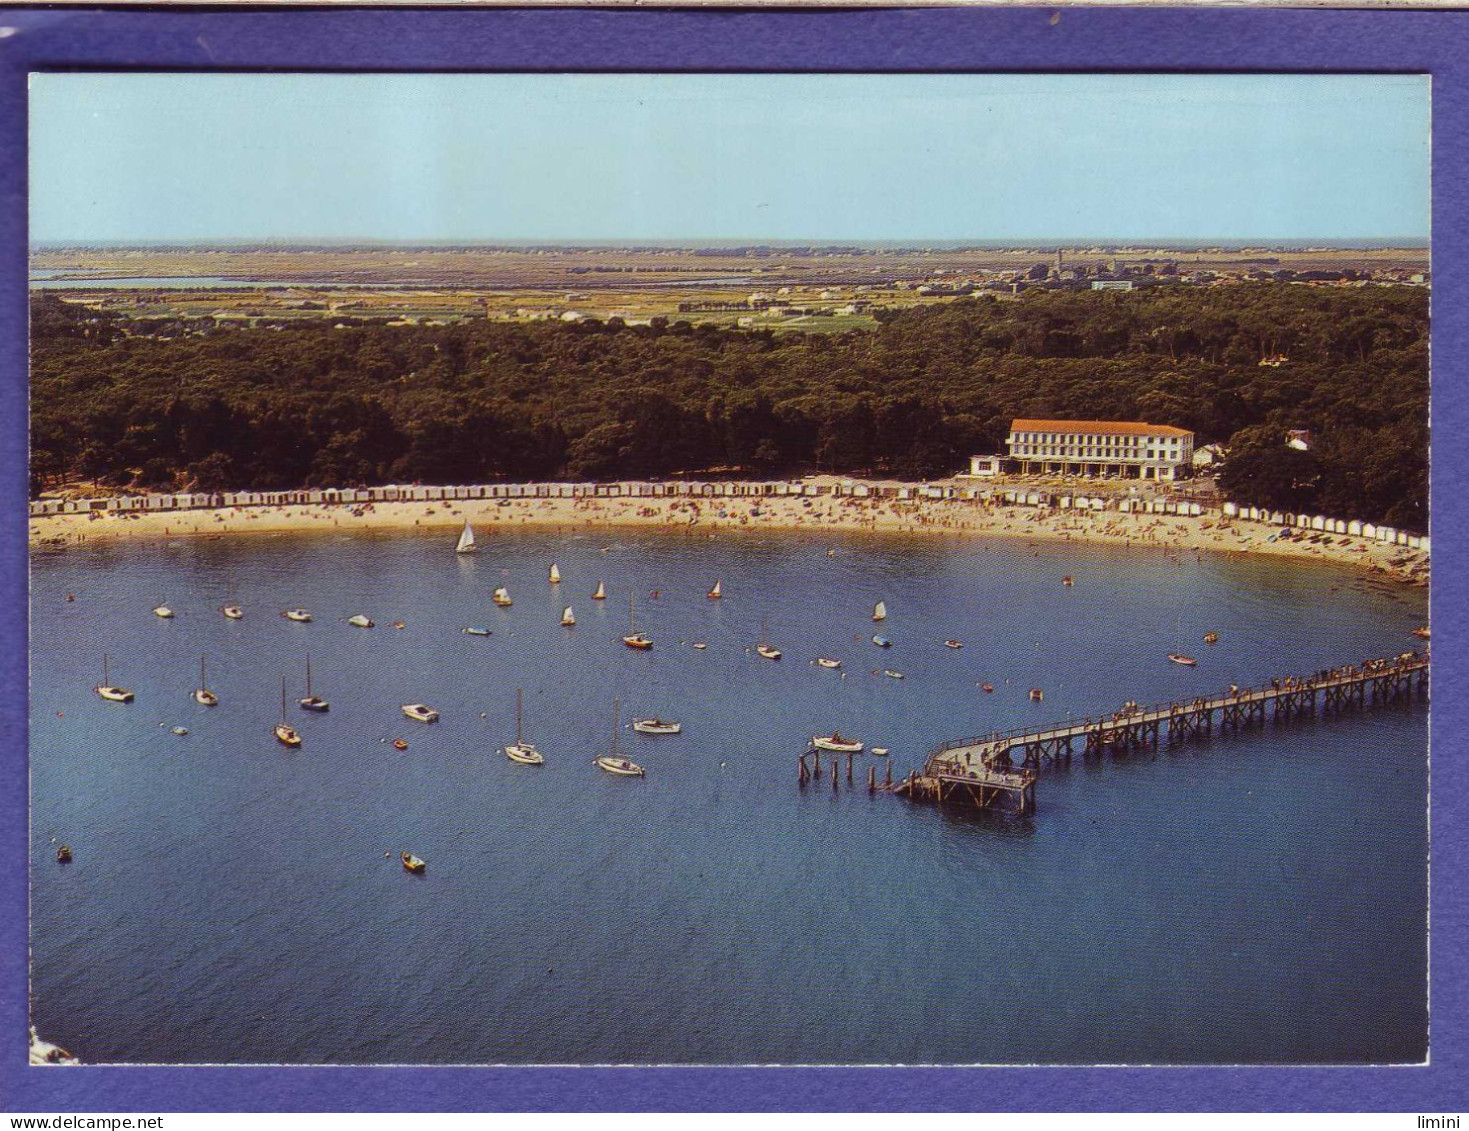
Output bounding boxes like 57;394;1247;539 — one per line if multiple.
30;283;1428;529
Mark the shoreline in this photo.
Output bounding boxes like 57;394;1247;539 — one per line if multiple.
29;494;1431;587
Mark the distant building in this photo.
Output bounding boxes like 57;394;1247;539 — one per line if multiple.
1004;419;1195;481
1193;443;1227;468
1091;280;1135;292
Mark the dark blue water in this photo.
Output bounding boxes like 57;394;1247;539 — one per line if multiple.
29;529;1428;1064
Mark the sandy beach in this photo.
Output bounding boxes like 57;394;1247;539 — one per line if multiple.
30;490;1431;587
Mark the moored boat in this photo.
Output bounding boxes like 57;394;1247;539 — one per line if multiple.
504;688;545;765
221;605;244;620
298;653;329;712
812;732;863;753
870;747;890;757
193;656;218;707
1029;687;1044;702
633;717;681;735
622;594;652;649
882;669;905;680
401;852;426;873
462;626;492;636
692;642;708;650
816;657;842;669
595;700;644;776
944;639;963;649
401;703;440;723
55;844;72;863
492;587;513;607
152;604;174;618
1412;626;1431;639
1203;632;1219;645
1168;653;1198;667
347;614;375;628
274;676;302;747
981;683;994;693
1063;575;1074;587
872;635;892;648
393;738;408;751
282;608;312;622
170;725;189;736
94;654;133;702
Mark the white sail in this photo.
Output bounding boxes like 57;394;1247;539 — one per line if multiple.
873;600;887;622
708;580;722;599
456;521;476;554
549;563;561;584
493;586;512;606
561;606;575;626
593;581;606;600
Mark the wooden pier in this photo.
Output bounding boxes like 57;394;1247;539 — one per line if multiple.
887;651;1428;816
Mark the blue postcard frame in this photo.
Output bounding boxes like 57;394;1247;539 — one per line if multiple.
1;5;1464;1113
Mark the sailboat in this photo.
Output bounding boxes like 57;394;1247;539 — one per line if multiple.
595;699;644;776
561;606;576;627
593;581;607;601
193;656;219;707
456;520;476;554
707;580;722;600
756;615;781;660
622;595;652;649
93;654;134;702
549;563;561;584
274;677;302;747
504;688;545;765
1168;611;1197;666
872;600;887;622
492;586;513;607
298;653;329;712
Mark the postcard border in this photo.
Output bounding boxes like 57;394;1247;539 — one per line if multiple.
2;4;1464;1113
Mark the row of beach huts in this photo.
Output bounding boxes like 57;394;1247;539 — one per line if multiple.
28;479;1427;553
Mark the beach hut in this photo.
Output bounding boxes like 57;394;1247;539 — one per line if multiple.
1420;536;1431;554
1347;520;1363;537
1376;527;1396;543
1222;502;1238;518
1311;516;1327;531
1362;523;1377;540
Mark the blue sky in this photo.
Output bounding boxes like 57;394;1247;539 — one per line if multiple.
28;72;1430;243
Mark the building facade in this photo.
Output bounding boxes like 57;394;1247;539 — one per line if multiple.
994;419;1195;481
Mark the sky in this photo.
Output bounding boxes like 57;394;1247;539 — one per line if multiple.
28;72;1430;244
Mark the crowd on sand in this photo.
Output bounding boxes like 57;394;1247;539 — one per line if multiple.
30;487;1430;587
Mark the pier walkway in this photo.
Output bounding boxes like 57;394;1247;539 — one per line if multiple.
893;651;1428;816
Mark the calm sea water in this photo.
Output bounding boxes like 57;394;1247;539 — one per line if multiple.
29;527;1428;1064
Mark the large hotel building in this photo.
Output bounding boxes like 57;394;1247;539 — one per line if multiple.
968;419;1196;481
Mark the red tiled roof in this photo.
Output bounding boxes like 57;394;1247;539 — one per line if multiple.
1009;419;1193;438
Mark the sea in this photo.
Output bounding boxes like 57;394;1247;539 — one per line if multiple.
28;526;1429;1065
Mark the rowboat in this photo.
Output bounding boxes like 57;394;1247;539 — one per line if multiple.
632;718;681;735
812;732;863;753
1168;653;1198;667
882;669;905;680
944;640;963;649
401;852;426;873
816;657;842;669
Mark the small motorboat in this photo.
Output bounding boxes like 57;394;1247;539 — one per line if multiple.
812;732;863;753
55;844;72;864
274;723;302;748
1168;653;1199;667
347;614;375;628
401;703;440;723
393;738;408;751
882;669;905;680
401;852;426;873
152;605;175;618
707;580;722;600
692;642;708;650
872;635;892;649
492;587;513;607
1203;632;1219;645
1029;688;1044;702
462;626;492;637
756;644;782;661
633;718;681;735
870;747;890;757
282;609;312;623
816;657;842;669
221;605;244;620
170;725;189;736
944;640;963;649
981;683;994;693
